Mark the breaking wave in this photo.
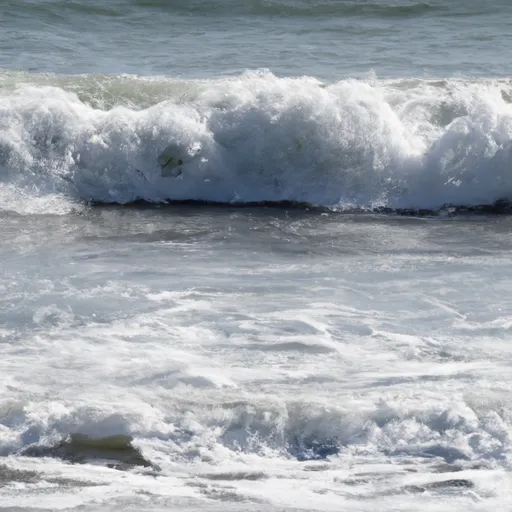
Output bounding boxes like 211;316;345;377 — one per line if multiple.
1;70;512;215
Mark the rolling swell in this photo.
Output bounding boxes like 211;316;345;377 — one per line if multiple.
133;0;437;18
2;0;489;20
1;71;512;215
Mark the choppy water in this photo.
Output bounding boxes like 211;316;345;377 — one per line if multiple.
1;1;512;511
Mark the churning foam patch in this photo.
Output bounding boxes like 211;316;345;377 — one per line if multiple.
0;71;511;213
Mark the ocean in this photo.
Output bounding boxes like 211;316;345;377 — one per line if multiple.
1;1;512;510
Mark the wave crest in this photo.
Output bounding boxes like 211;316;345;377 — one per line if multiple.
1;71;512;214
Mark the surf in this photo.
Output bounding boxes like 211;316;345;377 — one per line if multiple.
1;70;511;215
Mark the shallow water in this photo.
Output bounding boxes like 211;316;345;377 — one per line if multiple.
2;206;512;510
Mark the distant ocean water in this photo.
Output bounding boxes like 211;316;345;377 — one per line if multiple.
1;1;512;511
2;0;512;79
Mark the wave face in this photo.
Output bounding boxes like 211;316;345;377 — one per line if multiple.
1;70;512;214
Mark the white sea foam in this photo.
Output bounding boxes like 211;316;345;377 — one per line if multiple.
1;71;511;214
2;258;512;509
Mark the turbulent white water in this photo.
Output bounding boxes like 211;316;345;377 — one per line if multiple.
1;71;512;215
2;207;512;511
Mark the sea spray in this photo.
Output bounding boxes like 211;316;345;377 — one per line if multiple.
1;71;511;214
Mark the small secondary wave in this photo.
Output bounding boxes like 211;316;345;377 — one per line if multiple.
133;0;438;18
1;70;512;215
2;0;490;30
2;395;510;468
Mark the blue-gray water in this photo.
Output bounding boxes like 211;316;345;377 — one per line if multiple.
1;1;512;511
2;0;512;78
